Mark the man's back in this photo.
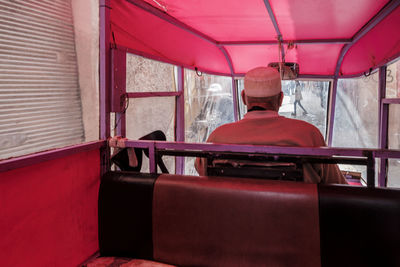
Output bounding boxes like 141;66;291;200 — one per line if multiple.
207;110;324;148
200;110;347;184
195;66;347;184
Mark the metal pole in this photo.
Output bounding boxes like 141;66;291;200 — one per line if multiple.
327;78;338;146
100;0;111;175
232;77;239;122
175;66;185;174
366;151;376;188
149;142;157;174
262;0;284;60
378;66;388;187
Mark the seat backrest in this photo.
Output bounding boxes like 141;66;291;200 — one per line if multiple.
98;172;400;267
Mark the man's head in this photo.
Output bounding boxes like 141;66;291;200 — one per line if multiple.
242;66;283;111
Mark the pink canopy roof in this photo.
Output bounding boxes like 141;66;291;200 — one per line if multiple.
110;0;400;77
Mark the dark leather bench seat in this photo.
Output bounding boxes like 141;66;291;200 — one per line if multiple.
86;171;400;267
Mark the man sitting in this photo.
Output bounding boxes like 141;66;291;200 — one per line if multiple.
195;66;347;184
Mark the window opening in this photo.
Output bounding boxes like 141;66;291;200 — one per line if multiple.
184;70;234;175
122;53;178;173
333;73;379;180
237;79;329;138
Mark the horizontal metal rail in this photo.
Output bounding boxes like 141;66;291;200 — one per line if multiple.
124;140;400;158
126;92;182;98
123;140;400;187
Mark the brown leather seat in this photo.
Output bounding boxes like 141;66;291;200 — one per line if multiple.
98;172;400;267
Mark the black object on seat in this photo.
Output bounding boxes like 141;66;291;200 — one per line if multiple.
110;147;143;172
111;130;169;173
207;154;303;181
98;171;159;259
319;185;400;267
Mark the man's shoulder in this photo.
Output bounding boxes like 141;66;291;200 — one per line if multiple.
278;116;320;131
206;121;242;142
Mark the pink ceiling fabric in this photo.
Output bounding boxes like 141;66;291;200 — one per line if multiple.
340;6;400;76
111;0;399;77
142;0;277;42
269;0;389;40
110;0;231;74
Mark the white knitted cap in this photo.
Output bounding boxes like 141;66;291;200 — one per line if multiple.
244;66;282;97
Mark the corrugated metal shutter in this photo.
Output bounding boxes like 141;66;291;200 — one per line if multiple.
0;0;84;160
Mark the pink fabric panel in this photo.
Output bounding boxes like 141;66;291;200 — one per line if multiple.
226;45;280;74
0;149;100;267
285;44;344;75
228;44;343;75
340;7;400;76
270;0;389;39
143;0;276;42
111;0;230;74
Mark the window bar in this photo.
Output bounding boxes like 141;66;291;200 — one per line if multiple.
126;92;182;98
378;66;388;187
327;78;338;146
115;113;126;137
366;151;376;188
175;66;185;174
111;48;127;137
100;0;111;175
149;142;157;173
232;76;239;122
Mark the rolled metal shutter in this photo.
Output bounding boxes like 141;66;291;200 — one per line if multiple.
0;0;84;160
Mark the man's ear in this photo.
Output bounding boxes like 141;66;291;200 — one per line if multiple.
241;90;247;105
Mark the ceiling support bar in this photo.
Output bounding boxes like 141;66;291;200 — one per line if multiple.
219;39;352;46
262;0;284;61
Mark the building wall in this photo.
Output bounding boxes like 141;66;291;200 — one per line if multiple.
72;0;99;141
